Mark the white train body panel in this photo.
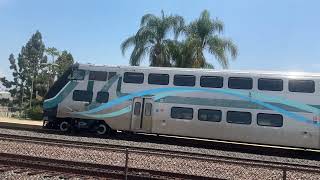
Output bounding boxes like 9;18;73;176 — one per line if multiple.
43;64;320;149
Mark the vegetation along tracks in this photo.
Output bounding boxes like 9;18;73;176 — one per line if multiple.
0;133;320;179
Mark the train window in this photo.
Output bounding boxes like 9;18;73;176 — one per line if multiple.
134;102;141;115
174;75;196;87
70;69;85;80
148;73;169;85
257;113;283;127
228;77;253;89
124;72;144;84
198;109;222;122
227;111;252;125
171;107;193;120
258;78;283;91
72;90;93;102
89;71;108;81
108;72;117;80
200;76;223;88
96;91;109;103
145;103;152;116
289;80;315;93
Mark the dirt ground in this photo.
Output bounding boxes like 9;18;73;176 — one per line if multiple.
0;117;43;126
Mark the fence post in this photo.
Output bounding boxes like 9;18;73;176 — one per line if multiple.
282;169;287;180
124;148;129;180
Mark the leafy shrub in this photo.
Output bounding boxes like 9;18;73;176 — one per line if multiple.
26;105;43;120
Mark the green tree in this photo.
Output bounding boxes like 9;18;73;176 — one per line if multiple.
0;54;27;107
182;10;238;68
56;50;74;77
1;31;47;108
45;47;60;62
24;31;46;108
44;47;60;88
121;10;184;67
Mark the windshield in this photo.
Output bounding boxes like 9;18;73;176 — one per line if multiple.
44;66;73;99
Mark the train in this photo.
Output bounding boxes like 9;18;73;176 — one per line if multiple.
43;63;320;149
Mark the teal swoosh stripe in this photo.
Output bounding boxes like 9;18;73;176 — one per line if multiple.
86;75;120;110
76;87;318;126
101;74;120;92
156;96;312;113
78;87;316;115
311;105;320;109
116;76;129;97
251;92;320;115
43;81;78;109
87;80;94;91
81;106;131;119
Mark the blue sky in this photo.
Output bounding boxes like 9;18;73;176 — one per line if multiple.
1;0;320;80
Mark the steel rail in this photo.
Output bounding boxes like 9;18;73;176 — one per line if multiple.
0;133;319;180
0;152;215;179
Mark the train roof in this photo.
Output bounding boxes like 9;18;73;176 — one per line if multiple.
76;63;320;78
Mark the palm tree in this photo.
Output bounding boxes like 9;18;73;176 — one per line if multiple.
182;10;238;69
121;11;184;67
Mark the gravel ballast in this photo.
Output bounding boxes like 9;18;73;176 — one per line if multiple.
0;128;319;179
0;139;282;179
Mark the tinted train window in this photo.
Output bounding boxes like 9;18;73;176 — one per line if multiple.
108;72;116;80
257;113;283;127
289;80;315;93
72;90;92;102
70;69;85;80
198;109;222;122
258;78;283;91
227;111;252;125
174;75;196;87
171;107;193;120
200;76;223;88
134;102;141;115
145;103;152;116
89;71;108;81
148;73;169;85
228;77;253;89
124;72;144;84
96;91;109;103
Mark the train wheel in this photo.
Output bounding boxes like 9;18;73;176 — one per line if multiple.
59;121;70;132
96;123;109;135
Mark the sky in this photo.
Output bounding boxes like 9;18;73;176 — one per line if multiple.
1;0;320;82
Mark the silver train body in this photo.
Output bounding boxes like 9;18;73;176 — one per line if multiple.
43;63;320;149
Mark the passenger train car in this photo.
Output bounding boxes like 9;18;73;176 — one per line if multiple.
43;63;320;149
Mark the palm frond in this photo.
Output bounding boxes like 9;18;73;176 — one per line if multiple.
223;39;238;59
129;46;148;66
212;18;224;34
203;62;214;69
120;36;135;56
169;15;185;40
208;36;229;68
141;13;157;27
136;27;156;43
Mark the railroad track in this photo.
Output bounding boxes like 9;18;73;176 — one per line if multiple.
0;152;214;179
0;133;320;179
3;125;320;162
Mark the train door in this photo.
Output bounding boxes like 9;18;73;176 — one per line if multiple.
131;97;153;132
